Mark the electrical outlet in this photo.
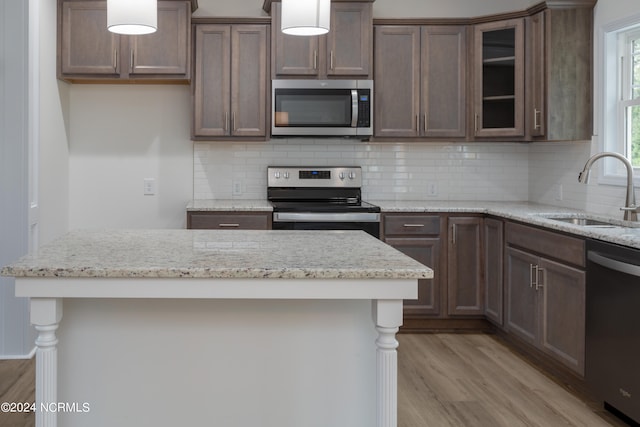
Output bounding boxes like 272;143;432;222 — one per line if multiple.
143;178;156;196
232;180;242;196
427;182;438;197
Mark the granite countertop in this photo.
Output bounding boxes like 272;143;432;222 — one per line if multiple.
187;199;273;211
0;229;432;280
373;200;640;249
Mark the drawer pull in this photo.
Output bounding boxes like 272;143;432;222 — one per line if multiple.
403;224;424;228
218;223;240;228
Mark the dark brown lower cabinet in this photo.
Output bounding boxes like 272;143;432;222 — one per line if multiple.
505;222;586;376
484;217;504;325
447;216;484;316
382;214;486;321
382;214;444;318
385;237;441;316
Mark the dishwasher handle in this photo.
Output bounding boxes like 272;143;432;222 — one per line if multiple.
588;251;640;278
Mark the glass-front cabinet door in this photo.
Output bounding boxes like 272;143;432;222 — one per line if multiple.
473;19;525;138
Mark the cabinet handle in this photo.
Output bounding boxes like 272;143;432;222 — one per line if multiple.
314;50;318;70
218;223;240;228
403;224;424;228
330;50;334;70
530;264;536;288
474;114;479;132
535;267;545;290
224;112;229;132
113;49;118;71
232;112;236;132
534;108;541;130
423;113;427;133
451;224;457;245
415;115;419;132
130;49;134;73
529;264;544;290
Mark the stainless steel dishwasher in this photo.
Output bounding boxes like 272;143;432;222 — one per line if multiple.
586;239;640;425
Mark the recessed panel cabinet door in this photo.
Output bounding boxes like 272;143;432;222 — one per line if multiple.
447;217;483;315
60;2;120;76
193;25;231;137
271;2;320;77
483;218;504;325
326;2;372;77
538;257;586;375
129;2;190;76
231;25;268;137
505;246;539;346
385;237;441;316
374;26;421;137
422;26;467;138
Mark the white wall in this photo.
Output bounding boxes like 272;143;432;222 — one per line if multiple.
68;85;193;229
0;0;31;358
38;0;70;245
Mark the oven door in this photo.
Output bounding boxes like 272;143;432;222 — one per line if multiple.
272;212;380;238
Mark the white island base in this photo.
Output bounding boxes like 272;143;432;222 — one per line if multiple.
26;280;409;427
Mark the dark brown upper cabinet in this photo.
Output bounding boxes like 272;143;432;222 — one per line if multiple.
57;0;193;83
192;24;269;140
527;7;594;141
271;1;373;79
374;25;467;139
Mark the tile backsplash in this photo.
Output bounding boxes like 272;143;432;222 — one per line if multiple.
194;139;530;202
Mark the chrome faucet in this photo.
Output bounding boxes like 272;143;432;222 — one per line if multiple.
578;152;639;221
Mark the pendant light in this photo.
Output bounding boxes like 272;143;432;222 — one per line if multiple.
281;0;330;36
107;0;157;35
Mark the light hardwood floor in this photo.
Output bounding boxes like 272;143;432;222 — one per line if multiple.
0;333;629;427
397;334;626;427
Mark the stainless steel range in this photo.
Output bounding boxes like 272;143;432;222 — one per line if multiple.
267;166;381;238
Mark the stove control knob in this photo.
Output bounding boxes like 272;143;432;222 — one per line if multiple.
339;172;345;180
274;172;281;179
283;172;290;179
348;172;357;180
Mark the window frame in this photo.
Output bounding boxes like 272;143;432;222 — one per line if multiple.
600;16;640;186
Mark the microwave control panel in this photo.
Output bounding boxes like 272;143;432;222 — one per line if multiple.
357;90;371;127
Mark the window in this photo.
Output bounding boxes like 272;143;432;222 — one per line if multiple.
620;29;640;168
601;18;640;183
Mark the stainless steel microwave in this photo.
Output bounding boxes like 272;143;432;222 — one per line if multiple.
271;79;373;137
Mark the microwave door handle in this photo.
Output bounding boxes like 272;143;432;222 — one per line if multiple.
351;89;358;128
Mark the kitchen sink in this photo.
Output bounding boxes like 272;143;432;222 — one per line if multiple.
549;217;618;227
542;215;639;229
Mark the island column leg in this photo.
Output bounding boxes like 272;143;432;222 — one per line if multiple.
372;299;403;427
31;298;63;427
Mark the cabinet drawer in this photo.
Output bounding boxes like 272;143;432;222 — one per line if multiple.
383;215;441;236
187;212;270;230
505;222;585;267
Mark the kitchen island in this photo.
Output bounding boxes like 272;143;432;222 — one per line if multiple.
1;229;431;427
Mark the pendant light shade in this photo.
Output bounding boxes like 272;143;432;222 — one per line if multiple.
281;0;330;36
107;0;157;35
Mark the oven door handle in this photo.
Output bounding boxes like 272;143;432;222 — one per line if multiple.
351;89;359;128
273;212;380;223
